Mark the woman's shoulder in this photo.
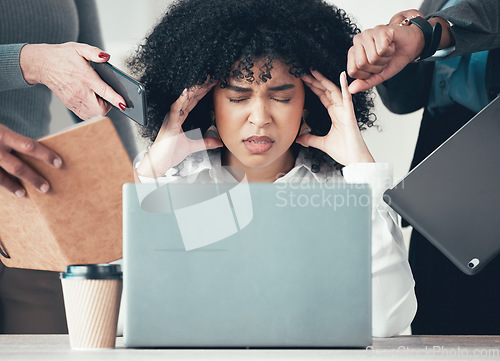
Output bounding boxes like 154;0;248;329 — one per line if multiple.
166;149;221;179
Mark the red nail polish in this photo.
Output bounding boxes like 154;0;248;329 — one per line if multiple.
119;103;127;111
98;52;110;59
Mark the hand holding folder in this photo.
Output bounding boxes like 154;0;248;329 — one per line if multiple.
0;117;134;271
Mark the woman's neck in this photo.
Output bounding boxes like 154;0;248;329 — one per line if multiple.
222;149;296;183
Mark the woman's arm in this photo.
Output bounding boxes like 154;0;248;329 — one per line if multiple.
343;163;417;337
298;71;417;336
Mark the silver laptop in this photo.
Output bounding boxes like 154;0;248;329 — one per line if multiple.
384;96;500;275
123;182;372;348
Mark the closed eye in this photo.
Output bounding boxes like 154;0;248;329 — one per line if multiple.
228;98;249;103
272;98;291;104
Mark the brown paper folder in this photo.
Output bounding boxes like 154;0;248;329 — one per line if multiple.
0;117;134;271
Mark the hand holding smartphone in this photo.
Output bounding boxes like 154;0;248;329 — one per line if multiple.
91;62;148;126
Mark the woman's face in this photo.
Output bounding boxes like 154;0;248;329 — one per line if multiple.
213;59;305;179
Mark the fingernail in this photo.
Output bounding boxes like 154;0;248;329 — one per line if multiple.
53;158;62;168
98;52;110;59
119;103;127;111
15;189;26;198
182;88;188;96
40;183;49;193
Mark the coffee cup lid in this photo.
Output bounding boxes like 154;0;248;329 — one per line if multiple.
60;264;122;280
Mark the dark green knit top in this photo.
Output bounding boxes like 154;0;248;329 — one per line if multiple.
0;0;103;139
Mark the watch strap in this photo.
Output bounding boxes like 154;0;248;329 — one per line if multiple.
409;16;442;61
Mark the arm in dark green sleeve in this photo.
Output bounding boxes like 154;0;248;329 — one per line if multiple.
0;44;32;91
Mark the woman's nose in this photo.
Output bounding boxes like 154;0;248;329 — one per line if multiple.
248;100;271;128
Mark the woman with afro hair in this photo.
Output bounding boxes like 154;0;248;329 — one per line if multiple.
130;0;417;337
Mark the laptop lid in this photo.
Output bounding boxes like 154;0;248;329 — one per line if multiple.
384;96;500;275
123;182;372;348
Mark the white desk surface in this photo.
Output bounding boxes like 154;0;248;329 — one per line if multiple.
1;335;499;361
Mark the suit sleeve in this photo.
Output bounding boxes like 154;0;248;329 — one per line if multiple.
376;0;500;113
427;0;500;57
375;62;434;114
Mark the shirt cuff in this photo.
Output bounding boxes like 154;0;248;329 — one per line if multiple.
429;46;456;60
342;163;393;209
0;44;32;91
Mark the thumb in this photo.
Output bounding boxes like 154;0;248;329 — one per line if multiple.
203;137;224;150
296;133;324;151
348;72;390;94
349;54;416;93
75;43;110;63
348;78;374;94
187;138;223;155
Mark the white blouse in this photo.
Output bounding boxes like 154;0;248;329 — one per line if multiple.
136;149;417;337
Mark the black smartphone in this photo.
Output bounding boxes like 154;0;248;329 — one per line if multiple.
91;62;148;126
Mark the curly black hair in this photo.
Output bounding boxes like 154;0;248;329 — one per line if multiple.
128;0;376;169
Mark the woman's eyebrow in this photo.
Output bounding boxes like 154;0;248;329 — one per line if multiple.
268;84;295;91
225;84;295;92
226;84;252;92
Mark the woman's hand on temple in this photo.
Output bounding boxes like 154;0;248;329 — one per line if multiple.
137;80;223;178
297;70;374;166
20;42;126;120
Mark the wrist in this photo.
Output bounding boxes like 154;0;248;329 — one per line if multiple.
137;148;162;179
406;16;442;61
346;156;375;166
427;17;455;49
407;24;426;60
19;44;43;85
343;145;375;166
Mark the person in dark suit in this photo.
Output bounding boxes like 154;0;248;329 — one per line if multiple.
347;0;500;334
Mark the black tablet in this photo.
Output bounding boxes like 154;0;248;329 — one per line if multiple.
384;96;500;275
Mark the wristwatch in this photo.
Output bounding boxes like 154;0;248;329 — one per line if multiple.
401;16;442;62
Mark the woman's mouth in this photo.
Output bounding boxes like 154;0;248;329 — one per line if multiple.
243;136;274;153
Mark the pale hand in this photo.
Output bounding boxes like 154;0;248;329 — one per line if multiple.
297;70;374;166
137;81;223;178
20;42;126;120
0;125;62;197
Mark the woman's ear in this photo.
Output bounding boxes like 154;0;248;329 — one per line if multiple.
205;110;221;140
299;119;311;136
298;109;311;135
302;109;309;120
